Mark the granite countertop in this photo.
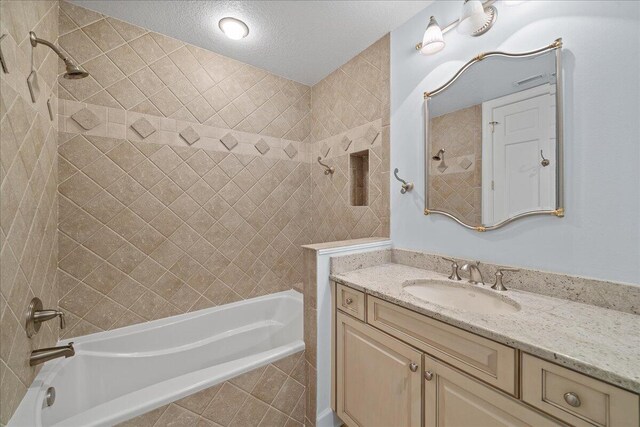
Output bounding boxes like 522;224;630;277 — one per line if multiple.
331;263;640;393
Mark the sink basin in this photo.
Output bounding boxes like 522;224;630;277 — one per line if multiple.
402;279;521;314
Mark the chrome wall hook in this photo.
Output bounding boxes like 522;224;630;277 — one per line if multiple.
540;150;550;167
394;168;414;194
317;156;335;175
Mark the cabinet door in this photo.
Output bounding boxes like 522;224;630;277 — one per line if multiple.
336;312;422;427
424;355;562;427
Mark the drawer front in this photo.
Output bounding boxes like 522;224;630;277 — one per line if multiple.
336;283;365;321
367;296;517;395
521;353;640;427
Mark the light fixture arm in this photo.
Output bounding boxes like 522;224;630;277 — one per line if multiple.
416;0;497;51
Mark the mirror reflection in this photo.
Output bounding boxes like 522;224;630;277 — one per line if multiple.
426;48;562;229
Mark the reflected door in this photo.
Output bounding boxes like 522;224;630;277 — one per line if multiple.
482;85;556;224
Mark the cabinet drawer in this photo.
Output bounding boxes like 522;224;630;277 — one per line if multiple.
521;353;639;427
336;283;365;321
367;296;517;395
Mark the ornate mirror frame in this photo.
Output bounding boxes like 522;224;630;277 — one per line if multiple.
423;39;564;232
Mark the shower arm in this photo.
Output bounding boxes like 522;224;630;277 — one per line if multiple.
30;32;69;63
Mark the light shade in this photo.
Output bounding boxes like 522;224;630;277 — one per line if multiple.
218;17;249;40
457;0;488;35
420;16;445;55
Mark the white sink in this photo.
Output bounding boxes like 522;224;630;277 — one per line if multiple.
403;279;521;314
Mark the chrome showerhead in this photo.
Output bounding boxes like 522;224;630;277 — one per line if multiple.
62;59;89;79
29;31;89;80
432;149;445;161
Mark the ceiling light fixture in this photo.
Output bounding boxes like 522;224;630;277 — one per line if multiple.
420;16;445;55
218;17;249;40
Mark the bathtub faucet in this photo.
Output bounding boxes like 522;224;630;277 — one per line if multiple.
30;342;75;366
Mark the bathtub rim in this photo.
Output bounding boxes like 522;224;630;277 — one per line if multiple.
9;289;303;427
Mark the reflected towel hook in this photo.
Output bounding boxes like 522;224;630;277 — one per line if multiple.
540;150;550;167
317;156;335;175
394;168;414;194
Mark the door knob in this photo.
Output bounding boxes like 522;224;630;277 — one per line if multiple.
409;362;418;372
424;371;434;381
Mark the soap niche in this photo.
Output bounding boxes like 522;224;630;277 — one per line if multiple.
350;149;369;206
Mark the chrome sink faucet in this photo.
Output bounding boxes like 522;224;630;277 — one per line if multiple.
460;261;484;285
30;343;74;366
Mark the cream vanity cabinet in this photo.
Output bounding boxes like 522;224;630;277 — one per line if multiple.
332;283;640;427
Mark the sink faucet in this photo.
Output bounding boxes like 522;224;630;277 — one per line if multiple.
460;261;484;285
30;342;74;366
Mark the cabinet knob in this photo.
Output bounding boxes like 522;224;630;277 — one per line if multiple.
345;297;353;305
424;371;434;381
409;362;418;372
563;392;581;407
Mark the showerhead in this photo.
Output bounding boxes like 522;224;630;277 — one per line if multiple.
63;59;89;79
29;31;89;80
432;149;445;161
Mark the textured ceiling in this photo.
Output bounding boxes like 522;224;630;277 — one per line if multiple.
69;0;432;85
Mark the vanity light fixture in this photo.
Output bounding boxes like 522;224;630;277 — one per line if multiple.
458;0;497;37
416;0;512;54
218;17;249;40
420;16;445;55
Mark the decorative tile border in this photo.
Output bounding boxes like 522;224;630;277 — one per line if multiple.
315;119;383;160
58;100;313;163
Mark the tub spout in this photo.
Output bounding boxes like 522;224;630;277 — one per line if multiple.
30;342;74;366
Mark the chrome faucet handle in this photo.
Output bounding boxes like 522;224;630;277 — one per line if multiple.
491;268;520;291
441;257;461;281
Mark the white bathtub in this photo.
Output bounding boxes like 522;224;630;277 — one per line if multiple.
10;290;303;427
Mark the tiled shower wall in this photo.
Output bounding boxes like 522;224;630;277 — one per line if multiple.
57;1;311;142
304;35;391;426
55;1;314;338
309;35;390;243
0;1;60;423
429;105;482;225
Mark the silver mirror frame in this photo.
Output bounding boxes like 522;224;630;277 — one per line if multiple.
423;38;564;232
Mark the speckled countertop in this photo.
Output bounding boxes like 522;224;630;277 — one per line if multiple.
331;263;640;393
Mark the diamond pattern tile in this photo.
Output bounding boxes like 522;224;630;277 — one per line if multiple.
284;142;298;159
254;138;270;155
340;136;352;151
220;133;238;151
130;117;156;139
71;107;101;130
179;126;200;145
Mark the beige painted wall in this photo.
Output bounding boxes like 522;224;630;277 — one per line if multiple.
0;1;60;423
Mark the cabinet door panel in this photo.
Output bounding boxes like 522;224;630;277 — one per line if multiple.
337;312;422;427
424;355;562;427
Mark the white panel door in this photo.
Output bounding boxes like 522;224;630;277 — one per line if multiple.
483;85;555;224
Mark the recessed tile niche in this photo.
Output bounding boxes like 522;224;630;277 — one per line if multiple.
350;150;369;206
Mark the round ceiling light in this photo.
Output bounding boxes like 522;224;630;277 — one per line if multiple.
218;17;249;40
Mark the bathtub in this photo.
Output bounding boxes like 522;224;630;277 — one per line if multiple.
10;290;303;427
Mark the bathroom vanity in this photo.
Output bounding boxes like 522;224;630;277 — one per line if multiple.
329;261;640;427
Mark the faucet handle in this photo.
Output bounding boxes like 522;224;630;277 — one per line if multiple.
491;268;520;291
441;257;461;281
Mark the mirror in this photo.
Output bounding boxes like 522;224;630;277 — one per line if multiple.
424;40;564;231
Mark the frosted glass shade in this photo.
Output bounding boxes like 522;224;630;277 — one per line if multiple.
421;16;445;55
457;0;488;35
